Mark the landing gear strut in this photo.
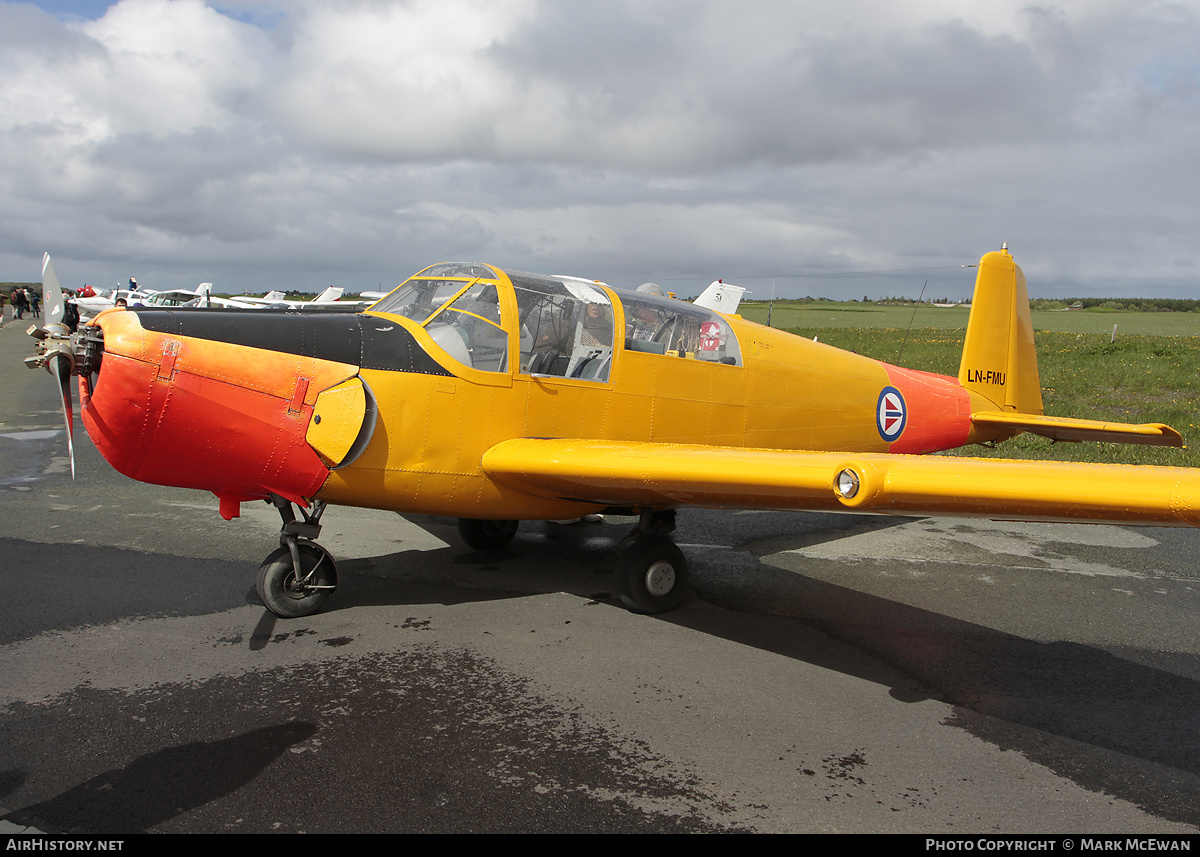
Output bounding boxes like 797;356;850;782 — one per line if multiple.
617;509;688;614
457;518;520;551
257;494;338;618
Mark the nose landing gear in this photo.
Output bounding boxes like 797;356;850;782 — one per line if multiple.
257;494;338;618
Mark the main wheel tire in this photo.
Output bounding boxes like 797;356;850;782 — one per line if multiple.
617;537;689;614
257;543;337;618
458;518;519;551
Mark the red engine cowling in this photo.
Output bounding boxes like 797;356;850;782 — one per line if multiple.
81;309;359;516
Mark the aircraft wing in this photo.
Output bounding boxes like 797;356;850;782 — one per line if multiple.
481;439;1200;527
74;295;116;321
971;412;1183;446
225;294;366;311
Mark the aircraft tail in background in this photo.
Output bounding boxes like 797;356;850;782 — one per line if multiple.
313;286;345;303
694;280;747;314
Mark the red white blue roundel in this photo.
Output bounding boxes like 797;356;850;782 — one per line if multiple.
876;386;907;441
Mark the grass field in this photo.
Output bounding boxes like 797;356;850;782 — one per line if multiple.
739;302;1200;337
762;321;1200;468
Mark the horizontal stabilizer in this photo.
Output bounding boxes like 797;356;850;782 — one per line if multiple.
972;412;1183;447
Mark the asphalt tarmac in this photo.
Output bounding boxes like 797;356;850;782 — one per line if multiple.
2;308;1199;833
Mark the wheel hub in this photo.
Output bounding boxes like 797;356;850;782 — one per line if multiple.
283;573;308;599
644;560;676;596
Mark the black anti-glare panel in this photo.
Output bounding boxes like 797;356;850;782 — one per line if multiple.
131;310;452;376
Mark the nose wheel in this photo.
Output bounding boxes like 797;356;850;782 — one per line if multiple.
257;542;337;618
258;494;338;618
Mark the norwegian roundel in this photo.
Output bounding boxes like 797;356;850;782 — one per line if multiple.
876;386;907;441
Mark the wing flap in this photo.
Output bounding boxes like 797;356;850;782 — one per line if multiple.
482;439;1200;527
972;411;1183;446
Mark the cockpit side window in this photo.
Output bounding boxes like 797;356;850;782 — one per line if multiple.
618;292;742;366
423;282;508;372
510;272;613;382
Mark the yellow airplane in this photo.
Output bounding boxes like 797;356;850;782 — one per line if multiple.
25;248;1195;618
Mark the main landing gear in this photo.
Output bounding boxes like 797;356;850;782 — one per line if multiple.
453;509;689;614
257;494;338;618
457;517;520;551
616;509;687;614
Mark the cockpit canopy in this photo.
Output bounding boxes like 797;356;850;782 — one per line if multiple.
370;263;741;380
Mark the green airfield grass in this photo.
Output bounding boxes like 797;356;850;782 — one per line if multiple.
764;321;1200;468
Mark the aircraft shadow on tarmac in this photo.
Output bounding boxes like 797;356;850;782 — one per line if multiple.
2;723;317;834
308;510;1200;827
807;579;1200;827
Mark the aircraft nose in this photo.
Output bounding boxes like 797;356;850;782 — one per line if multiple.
80;310;361;512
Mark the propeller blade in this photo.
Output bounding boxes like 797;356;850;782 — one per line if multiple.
50;352;76;479
42;253;67;330
30;255;78;478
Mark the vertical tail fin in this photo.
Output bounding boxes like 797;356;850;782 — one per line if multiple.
958;247;1043;415
313;286;345;303
693;280;747;314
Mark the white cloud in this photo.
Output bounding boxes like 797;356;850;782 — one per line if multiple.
82;0;268;136
0;0;1197;299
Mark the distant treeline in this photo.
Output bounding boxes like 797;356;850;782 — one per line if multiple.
1;282;38;290
743;296;961;306
745;295;1200;312
1030;297;1200;312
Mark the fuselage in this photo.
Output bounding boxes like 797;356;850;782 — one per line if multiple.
79;263;993;520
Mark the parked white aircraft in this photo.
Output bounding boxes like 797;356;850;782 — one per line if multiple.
230;286;354;309
137;283;264;309
74;286;157;320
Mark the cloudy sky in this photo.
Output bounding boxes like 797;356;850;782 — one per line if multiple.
1;0;1197;299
